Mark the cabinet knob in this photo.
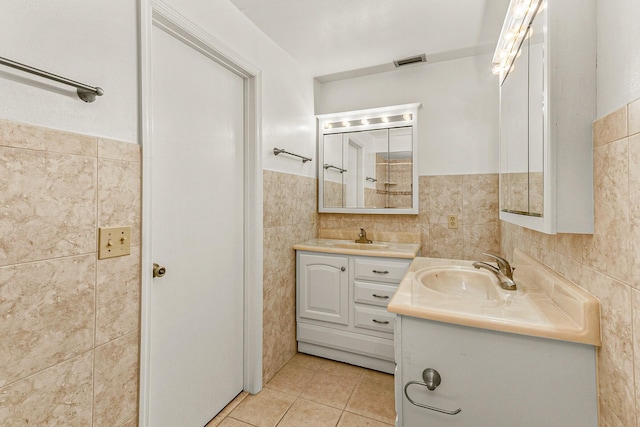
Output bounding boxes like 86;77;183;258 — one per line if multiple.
341;266;346;271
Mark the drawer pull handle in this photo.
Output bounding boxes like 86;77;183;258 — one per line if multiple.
372;294;390;299
372;319;390;325
404;380;462;416
341;266;346;272
372;270;389;274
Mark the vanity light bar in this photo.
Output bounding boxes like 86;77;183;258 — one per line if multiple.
324;113;412;130
492;0;544;79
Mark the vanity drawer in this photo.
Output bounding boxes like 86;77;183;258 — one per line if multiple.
354;258;411;283
354;305;395;333
354;281;397;307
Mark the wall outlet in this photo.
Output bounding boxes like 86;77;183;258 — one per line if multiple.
447;215;459;229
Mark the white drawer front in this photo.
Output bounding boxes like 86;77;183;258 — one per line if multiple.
354;306;395;333
354;257;410;283
354;281;397;307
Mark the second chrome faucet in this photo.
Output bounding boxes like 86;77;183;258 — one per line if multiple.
473;252;517;290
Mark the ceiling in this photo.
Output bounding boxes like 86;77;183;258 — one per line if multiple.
229;0;510;82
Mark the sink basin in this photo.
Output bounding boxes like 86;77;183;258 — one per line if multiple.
388;252;602;347
414;266;503;301
330;242;390;250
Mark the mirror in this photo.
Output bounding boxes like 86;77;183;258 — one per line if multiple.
499;8;545;218
317;104;421;214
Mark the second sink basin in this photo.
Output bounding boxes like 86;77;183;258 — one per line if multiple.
414;266;503;302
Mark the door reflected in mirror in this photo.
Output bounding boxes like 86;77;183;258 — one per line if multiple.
318;104;420;214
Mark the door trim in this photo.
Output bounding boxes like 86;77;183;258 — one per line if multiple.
139;1;263;425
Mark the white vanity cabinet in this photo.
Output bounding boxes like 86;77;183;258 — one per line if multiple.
297;251;411;373
395;316;598;427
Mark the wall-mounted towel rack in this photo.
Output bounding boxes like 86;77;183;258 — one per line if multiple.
0;56;104;103
324;163;347;173
273;148;312;163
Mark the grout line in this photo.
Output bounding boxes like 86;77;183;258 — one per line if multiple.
92;152;99;427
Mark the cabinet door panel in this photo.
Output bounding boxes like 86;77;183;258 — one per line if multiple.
399;316;597;427
298;253;349;325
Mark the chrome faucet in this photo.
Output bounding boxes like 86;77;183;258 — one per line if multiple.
472;253;517;290
355;228;372;244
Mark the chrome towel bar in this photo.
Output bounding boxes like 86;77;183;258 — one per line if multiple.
0;56;104;103
273;148;312;163
323;163;347;173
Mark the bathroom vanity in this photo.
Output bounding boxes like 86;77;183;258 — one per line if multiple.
293;237;420;373
388;251;600;426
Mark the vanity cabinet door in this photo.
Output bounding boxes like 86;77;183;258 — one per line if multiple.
298;253;349;325
397;316;597;427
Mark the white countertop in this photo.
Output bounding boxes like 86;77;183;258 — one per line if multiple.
387;249;601;346
293;238;421;259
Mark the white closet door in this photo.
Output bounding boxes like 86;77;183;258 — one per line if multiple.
148;23;244;427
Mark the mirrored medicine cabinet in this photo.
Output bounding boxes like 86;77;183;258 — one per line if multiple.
499;4;544;219
317;103;421;214
496;0;595;234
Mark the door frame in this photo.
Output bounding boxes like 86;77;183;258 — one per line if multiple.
138;1;263;425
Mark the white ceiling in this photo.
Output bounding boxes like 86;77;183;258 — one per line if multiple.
229;0;510;81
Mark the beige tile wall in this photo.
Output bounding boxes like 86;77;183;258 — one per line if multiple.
320;174;500;260
501;97;640;427
0;120;141;427
263;170;318;383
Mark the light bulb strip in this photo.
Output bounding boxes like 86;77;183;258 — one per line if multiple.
324;113;412;130
491;0;543;79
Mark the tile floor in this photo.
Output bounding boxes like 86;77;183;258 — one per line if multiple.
206;353;396;427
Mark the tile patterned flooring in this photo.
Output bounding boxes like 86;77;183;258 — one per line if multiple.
206;353;396;427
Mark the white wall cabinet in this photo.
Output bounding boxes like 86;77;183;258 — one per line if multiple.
395;315;598;426
297;251;411;373
499;0;596;234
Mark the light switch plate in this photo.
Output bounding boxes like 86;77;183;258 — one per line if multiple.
98;226;131;259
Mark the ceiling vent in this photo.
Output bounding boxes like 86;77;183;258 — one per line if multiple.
393;54;427;68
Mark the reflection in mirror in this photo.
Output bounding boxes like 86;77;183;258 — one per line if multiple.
322;133;344;208
499;6;545;219
317;104;420;214
385;127;413;208
527;7;545;217
500;34;530;215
